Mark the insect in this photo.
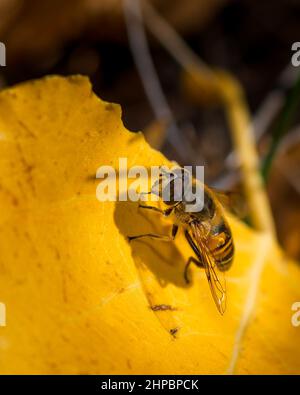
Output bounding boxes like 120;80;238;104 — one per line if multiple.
128;167;236;315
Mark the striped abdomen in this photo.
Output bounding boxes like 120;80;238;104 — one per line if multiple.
209;220;234;272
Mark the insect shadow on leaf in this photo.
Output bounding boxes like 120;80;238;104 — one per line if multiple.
114;199;189;288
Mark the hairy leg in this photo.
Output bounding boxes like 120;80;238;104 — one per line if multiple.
128;224;178;242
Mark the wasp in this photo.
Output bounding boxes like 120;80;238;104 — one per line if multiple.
128;167;236;315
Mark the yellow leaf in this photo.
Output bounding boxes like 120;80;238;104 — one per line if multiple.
0;75;299;374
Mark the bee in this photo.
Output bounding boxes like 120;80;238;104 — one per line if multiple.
128;167;236;315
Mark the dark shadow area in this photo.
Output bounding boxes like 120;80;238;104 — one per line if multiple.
114;199;190;288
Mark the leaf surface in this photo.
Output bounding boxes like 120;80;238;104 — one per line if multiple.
0;76;299;374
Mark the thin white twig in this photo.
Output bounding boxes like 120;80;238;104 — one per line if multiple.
141;4;300;194
227;233;273;374
123;0;193;160
225;64;298;170
142;0;212;75
278;123;300;154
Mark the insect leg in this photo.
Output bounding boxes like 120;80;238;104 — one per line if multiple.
184;230;203;259
184;230;204;283
128;224;178;242
139;204;162;212
138;204;174;217
184;257;203;284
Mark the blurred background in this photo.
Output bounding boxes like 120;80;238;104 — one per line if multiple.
0;0;299;259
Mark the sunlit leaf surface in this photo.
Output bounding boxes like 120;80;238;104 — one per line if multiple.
0;76;299;374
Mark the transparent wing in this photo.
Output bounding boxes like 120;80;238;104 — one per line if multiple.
191;222;227;315
209;187;248;220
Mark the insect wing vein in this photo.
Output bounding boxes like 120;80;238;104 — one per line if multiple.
191;222;227;314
